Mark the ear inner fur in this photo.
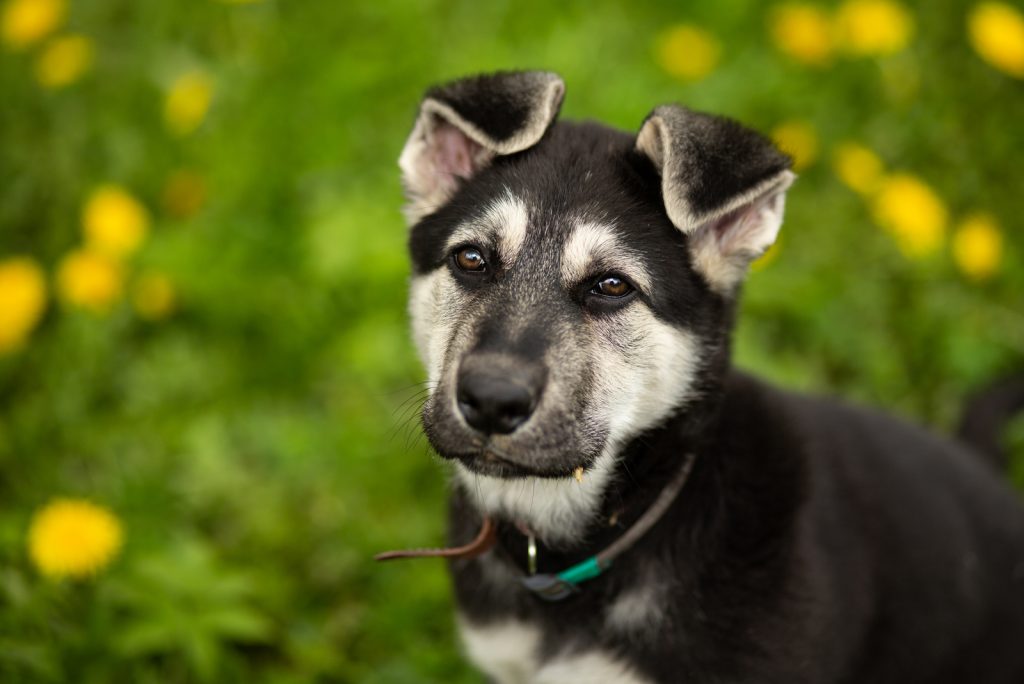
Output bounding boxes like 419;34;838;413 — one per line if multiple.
636;104;795;293
399;71;566;224
635;104;793;233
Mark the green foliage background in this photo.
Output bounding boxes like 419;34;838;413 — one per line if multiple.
1;0;1022;681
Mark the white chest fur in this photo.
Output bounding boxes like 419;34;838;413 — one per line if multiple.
457;617;654;684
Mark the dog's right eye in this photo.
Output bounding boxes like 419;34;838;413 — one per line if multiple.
453;246;488;273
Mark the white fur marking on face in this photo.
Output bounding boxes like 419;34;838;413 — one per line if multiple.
409;269;465;386
458;617;541;684
560;221;652;293
596;308;702;446
454;443;619;544
446;191;530;267
536;651;654;684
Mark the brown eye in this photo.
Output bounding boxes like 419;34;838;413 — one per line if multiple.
455;246;487;272
593;276;632;298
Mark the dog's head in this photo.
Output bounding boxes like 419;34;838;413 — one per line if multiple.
400;71;793;540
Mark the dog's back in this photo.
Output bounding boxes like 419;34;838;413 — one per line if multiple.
731;373;1024;682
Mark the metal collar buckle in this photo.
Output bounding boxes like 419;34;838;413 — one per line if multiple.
520;573;580;601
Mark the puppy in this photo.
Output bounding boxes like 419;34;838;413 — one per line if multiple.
390;70;1024;683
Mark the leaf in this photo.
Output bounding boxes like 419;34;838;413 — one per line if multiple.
112;620;180;657
199;606;274;643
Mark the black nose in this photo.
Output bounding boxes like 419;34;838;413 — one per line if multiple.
457;369;538;435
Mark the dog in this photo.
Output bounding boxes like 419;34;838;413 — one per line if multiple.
388;70;1024;683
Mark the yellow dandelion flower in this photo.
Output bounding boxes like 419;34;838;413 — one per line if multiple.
835;0;914;56
82;185;150;259
654;24;721;81
164;70;214;137
56;249;123;314
132;272;176;320
0;257;47;354
968;3;1024;78
952;213;1003;281
832;142;885;195
871;173;947;258
34;33;93;89
161;170;207;219
768;3;835;66
1;0;64;51
28;498;123;579
771;120;819;171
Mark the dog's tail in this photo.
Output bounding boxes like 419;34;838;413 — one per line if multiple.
956;373;1024;470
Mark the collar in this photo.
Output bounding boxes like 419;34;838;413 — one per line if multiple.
517;452;696;600
375;452;696;601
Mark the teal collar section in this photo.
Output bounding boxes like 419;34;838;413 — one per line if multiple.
558;555;605;584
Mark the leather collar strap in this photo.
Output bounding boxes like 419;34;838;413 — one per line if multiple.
374;453;696;601
520;452;696;600
374;516;497;561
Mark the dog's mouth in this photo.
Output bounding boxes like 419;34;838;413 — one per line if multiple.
450;447;586;480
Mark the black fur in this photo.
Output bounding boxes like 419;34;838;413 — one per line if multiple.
424;71;563;144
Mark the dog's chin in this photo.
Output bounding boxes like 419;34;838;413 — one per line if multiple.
448;450;581;480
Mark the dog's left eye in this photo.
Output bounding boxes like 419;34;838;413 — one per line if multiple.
591;276;633;298
454;246;488;273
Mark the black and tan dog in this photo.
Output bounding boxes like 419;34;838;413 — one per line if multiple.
387;70;1024;683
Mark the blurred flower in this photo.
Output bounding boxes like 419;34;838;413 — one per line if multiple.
83;185;150;259
968;3;1024;78
832;141;884;194
164;70;214;136
654;24;721;81
871;173;947;257
34;33;93;89
162;169;207;219
1;0;64;50
769;3;835;66
835;0;914;56
57;249;123;314
952;213;1003;280
771;120;819;171
132;272;176;320
28;498;123;579
0;257;47;354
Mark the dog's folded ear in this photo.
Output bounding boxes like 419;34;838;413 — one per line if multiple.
636;105;795;294
399;70;566;224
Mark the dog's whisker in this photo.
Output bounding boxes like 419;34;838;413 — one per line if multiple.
390;387;434;417
387;406;423;439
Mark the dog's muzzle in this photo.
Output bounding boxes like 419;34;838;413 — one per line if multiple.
456;354;546;435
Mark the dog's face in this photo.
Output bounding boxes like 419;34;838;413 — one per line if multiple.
400;72;793;540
